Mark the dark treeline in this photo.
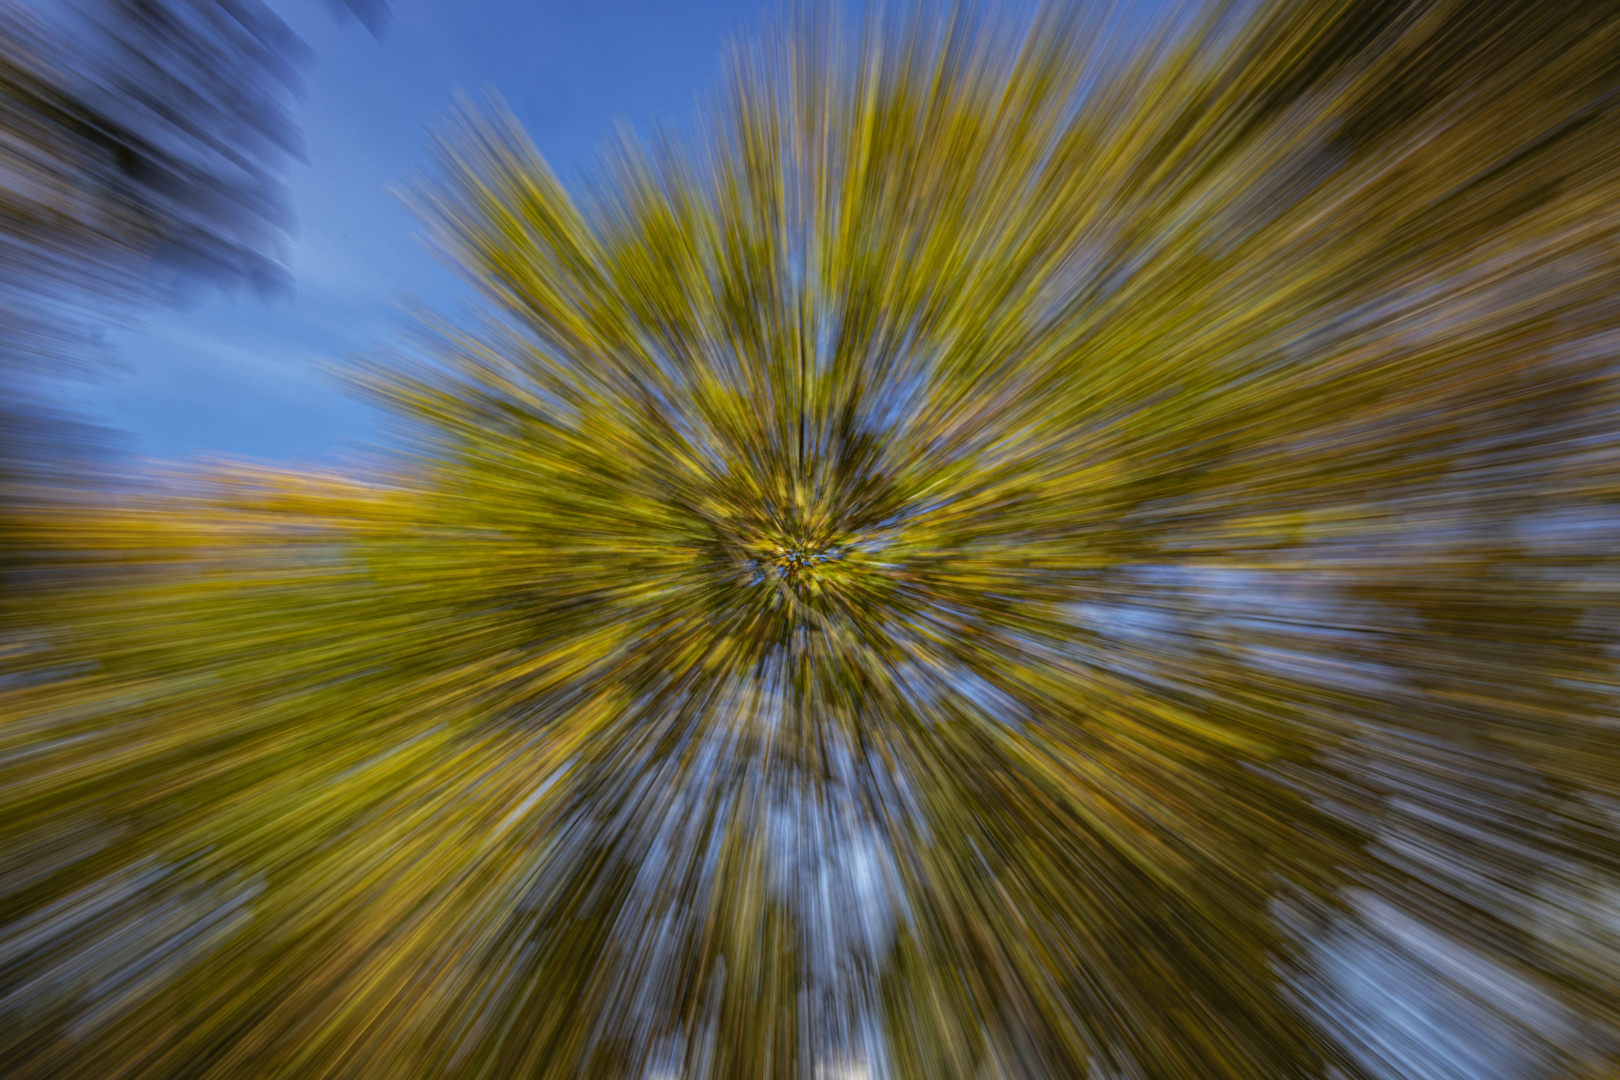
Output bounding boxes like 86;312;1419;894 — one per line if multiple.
0;0;384;566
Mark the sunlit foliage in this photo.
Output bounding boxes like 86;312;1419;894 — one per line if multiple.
5;1;1620;1077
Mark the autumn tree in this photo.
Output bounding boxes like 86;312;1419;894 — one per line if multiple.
3;2;1620;1078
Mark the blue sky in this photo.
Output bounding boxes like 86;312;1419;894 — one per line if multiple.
68;0;768;463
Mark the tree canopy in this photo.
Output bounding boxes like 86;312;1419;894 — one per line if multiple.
4;1;1620;1078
